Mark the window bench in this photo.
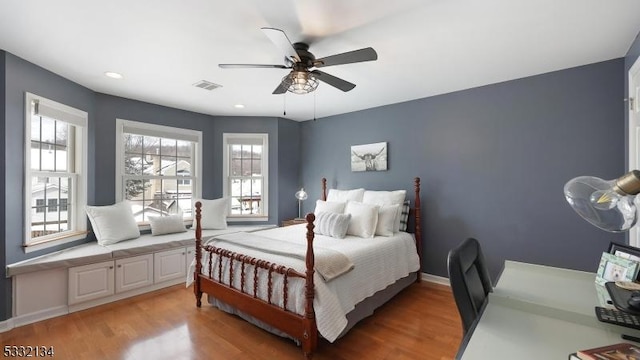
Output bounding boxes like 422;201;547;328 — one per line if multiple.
6;225;275;330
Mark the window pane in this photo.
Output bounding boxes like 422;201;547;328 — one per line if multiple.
177;140;191;157
55;123;68;146
252;145;262;159
125;179;150;201
30;142;41;171
125;155;144;175
231;159;241;176
252;159;261;176
31;116;40;141
160;156;177;176
55;144;68;171
124;134;143;154
176;157;191;174
161;179;179;199
40;144;55;171
242;159;252;176
161;138;177;157
143;136;160;158
41;117;56;144
231;145;242;159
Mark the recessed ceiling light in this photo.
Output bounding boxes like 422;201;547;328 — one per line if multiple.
234;104;245;109
104;71;123;79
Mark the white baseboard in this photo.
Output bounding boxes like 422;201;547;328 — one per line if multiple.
421;272;450;287
12;305;69;328
0;318;14;333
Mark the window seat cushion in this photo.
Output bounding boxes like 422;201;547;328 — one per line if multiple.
7;225;276;277
6;243;112;277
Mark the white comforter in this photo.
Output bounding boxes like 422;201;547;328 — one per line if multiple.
189;224;420;342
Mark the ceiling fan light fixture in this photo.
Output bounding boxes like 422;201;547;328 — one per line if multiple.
285;71;319;94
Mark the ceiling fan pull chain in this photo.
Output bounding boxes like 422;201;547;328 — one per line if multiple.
313;91;317;121
283;93;287;116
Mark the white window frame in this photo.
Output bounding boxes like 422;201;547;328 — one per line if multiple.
115;119;203;229
223;133;269;221
24;93;88;253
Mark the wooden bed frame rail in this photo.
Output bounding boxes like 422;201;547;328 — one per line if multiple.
194;178;422;358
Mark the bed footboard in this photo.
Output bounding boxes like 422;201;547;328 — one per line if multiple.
193;203;317;358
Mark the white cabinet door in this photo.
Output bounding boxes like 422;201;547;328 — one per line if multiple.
115;254;154;293
68;261;115;305
154;248;187;283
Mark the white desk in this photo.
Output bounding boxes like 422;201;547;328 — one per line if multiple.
459;261;640;359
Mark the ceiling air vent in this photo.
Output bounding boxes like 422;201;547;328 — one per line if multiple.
193;80;222;91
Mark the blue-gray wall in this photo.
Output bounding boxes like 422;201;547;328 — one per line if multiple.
300;59;627;280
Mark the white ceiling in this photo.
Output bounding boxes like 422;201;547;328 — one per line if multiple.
1;0;640;121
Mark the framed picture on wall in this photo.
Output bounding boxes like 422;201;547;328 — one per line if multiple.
351;142;387;172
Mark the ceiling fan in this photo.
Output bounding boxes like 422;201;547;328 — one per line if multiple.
219;27;378;95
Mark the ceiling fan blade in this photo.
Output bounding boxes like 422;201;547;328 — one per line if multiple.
219;64;290;69
261;27;301;63
311;70;356;92
314;47;378;68
272;77;290;94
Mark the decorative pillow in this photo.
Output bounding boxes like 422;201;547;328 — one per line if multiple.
344;201;379;238
149;214;187;236
399;200;411;232
375;204;400;237
327;188;365;203
314;212;352;239
362;190;406;232
193;197;229;229
314;200;346;214
85;202;140;245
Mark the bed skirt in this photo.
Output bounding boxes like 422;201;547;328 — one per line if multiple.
207;272;418;344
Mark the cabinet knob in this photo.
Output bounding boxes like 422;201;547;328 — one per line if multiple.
182;252;186;255
109;266;114;269
117;264;122;268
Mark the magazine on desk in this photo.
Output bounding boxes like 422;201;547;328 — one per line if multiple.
569;342;640;359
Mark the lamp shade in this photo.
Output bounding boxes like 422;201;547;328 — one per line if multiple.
295;188;308;201
564;170;640;232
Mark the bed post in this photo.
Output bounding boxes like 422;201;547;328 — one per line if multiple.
302;213;317;359
414;177;422;283
194;201;203;307
321;178;327;201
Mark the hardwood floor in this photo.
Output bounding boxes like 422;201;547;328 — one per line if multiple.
1;282;462;360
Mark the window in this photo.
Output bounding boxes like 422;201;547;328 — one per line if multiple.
24;93;88;251
115;119;202;225
223;133;268;220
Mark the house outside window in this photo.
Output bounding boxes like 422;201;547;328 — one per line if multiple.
24;93;88;252
115;119;202;226
222;133;268;220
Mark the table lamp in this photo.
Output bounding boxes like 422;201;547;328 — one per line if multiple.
564;170;640;232
295;188;308;219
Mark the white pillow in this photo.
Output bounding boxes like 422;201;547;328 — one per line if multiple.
314;200;346;214
327;188;365;203
375;204;400;237
314;212;351;239
362;190;406;232
86;202;140;245
193;198;229;229
344;201;379;238
149;214;187;236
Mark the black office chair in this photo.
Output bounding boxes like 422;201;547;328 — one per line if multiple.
447;237;493;335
